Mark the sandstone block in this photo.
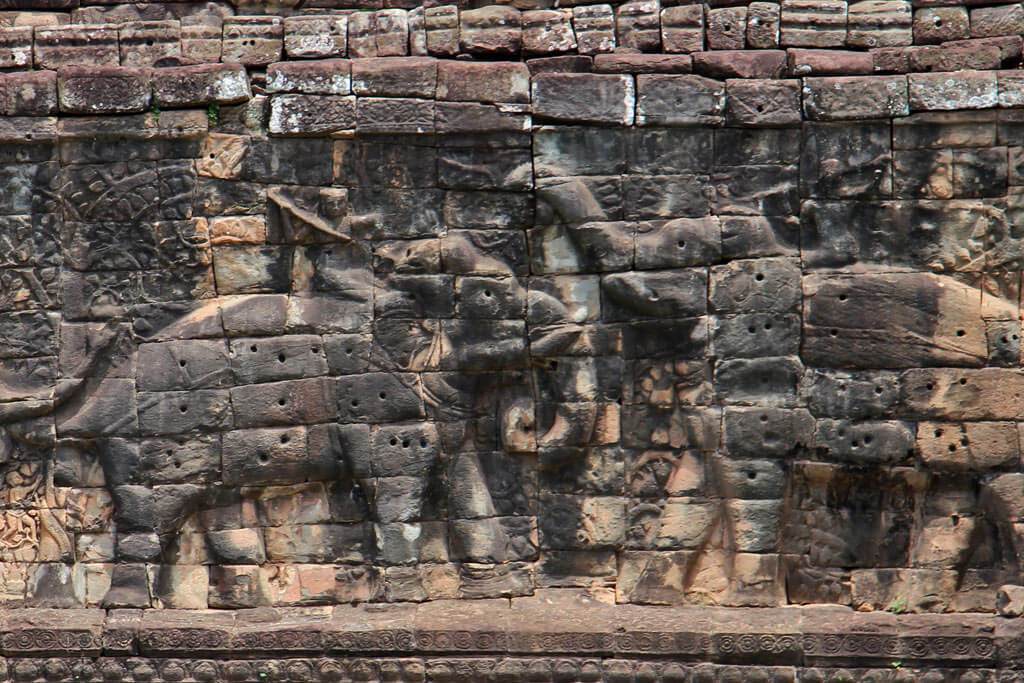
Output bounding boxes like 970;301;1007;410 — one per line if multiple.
222;426;316;486
153;63;250;107
231;377;336;428
908;43;1003;73
803;75;909;119
284;15;347;59
0;26;31;69
971;3;1024;38
425;5;460;57
846;0;911;48
523;9;577;54
137;389;231;436
35;25;119;69
616;0;661;52
913;7;969;44
351;56;436;98
532;73;634;125
780;0;848;47
222;16;283;67
268;94;356;136
788;48;873;75
693;50;786;79
725;79;801;126
636;74;724;126
747;2;781;48
661;5;703;53
373;9;410;57
909;70;999;111
706;6;747;50
593;54;692;73
267;60;351;95
119;20;181;68
572;4;615;54
460;6;522;56
181;16;221;64
4;71;58;115
58;66;152;115
437;61;530;103
356;97;435;134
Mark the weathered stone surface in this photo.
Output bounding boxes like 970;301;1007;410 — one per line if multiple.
222;16;283;67
636;74;725;126
780;0;848;47
803;75;909;119
572;4;616;54
58;67;152;115
153;64;251;108
532;73;634;125
460;6;522;56
284;15;348;59
847;0;912;48
909;70;999;111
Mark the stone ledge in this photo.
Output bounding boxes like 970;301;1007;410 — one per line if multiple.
0;591;1013;668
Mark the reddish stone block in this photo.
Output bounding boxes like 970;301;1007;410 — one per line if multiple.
908;43;1002;72
0;26;32;70
787;48;873;75
460;6;522;56
4;70;58;115
593;53;692;73
780;0;848;47
222;16;283;67
436;61;530;103
152;63;251;108
870;46;912;73
660;5;702;53
119;20;182;68
616;0;661;52
35;24;119;69
913;7;969;44
693;50;786;79
573;4;615;55
970;3;1024;38
725;78;800;126
846;0;912;48
351;56;436;98
522;9;576;54
747;2;781;48
58;66;152;115
706;6;747;50
284;15;348;59
908;70;998;111
425;5;460;57
181;16;222;65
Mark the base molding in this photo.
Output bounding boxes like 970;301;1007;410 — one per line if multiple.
0;590;1019;680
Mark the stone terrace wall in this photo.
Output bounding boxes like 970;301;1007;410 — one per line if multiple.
5;0;1024;623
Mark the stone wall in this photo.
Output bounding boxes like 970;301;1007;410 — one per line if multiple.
2;0;1024;642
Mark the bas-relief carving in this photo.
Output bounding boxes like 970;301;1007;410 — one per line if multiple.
0;124;1023;611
